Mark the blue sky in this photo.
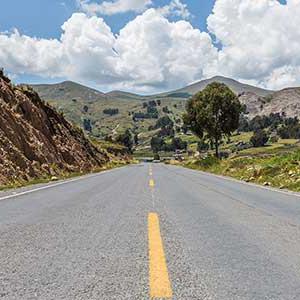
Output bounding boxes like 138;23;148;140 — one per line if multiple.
0;0;298;93
0;0;215;39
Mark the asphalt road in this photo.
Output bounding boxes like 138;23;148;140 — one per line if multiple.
1;163;300;299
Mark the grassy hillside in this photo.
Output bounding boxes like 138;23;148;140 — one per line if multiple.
179;136;300;192
30;76;300;153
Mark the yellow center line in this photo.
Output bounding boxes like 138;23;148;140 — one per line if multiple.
149;179;155;188
148;213;173;299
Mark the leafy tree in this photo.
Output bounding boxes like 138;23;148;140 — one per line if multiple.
154;116;174;129
250;129;269;147
153;152;160;160
158;125;175;138
171;137;187;150
181;124;188;134
150;136;165;152
83;118;92;132
83;105;89;113
134;133;139;145
103;108;119;116
197;140;209;151
148;100;157;107
184;82;242;157
116;129;134;152
162;106;170;114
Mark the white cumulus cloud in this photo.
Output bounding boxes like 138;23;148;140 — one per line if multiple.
0;9;216;92
1;0;300;92
77;0;152;15
157;0;191;19
207;0;300;89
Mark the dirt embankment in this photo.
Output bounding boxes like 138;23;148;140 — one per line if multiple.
0;72;111;185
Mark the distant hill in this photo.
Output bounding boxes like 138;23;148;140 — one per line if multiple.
29;76;300;145
161;76;273;98
106;90;143;101
32;81;107;103
31;76;273;103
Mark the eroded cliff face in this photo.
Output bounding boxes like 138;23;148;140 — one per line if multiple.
0;72;109;185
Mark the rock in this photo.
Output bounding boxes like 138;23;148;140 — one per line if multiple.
263;182;271;186
51;176;58;181
0;73;110;186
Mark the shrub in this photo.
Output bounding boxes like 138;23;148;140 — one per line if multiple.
103;108;119;116
250;129;269;147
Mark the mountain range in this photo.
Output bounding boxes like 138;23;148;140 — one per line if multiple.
30;76;300;141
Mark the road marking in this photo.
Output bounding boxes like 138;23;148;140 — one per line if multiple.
148;213;172;299
149;179;155;188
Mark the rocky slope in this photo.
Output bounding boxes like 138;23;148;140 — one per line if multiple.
0;72;110;186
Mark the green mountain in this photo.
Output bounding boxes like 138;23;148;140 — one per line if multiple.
29;76;300;151
161;76;272;98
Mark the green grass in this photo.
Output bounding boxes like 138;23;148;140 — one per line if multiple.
183;149;300;192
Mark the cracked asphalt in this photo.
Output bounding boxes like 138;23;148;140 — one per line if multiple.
1;163;300;299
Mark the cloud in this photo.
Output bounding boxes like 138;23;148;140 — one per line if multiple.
157;0;191;19
0;9;216;93
0;29;64;77
1;0;300;92
114;9;216;90
77;0;152;15
207;0;300;89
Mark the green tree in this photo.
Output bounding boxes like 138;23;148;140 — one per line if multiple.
250;129;269;147
116;129;134;152
183;82;242;157
150;136;165;152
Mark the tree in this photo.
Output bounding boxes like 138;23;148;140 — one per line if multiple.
134;133;139;145
171;137;187;150
153;152;160;161
250;129;269;147
83;118;92;132
150;136;165;152
183;82;242;157
154;116;174;129
116;129;134;152
103;108;119;116
197;140;209;151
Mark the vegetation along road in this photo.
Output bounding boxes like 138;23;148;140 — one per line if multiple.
1;163;300;299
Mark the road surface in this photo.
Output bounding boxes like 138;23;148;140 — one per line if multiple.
1;163;300;299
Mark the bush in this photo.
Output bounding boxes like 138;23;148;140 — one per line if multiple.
153;153;160;160
171;137;187;150
151;136;165;152
250;129;269;147
162;106;170;113
83;118;92;132
197;140;209;151
154;116;174;129
103;108;119;116
116;129;134;152
197;155;219;168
